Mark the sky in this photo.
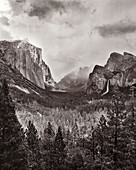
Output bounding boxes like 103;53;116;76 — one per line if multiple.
0;0;136;82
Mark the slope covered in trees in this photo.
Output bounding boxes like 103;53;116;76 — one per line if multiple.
0;79;28;170
0;80;136;169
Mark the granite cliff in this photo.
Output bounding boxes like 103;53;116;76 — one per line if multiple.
0;40;55;89
87;52;136;95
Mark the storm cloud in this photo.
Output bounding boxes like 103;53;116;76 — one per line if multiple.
2;0;136;81
0;16;9;26
8;0;86;19
96;21;136;37
28;0;65;18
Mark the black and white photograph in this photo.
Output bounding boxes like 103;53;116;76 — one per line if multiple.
0;0;136;169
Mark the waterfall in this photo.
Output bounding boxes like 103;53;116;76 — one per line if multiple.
102;80;110;96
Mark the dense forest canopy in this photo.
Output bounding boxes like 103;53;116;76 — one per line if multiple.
0;79;136;169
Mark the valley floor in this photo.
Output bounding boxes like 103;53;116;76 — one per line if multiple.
0;80;136;170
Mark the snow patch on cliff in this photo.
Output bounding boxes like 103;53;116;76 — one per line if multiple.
32;89;39;95
10;84;30;94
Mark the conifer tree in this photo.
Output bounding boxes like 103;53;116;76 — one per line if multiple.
0;79;28;170
44;122;55;143
121;90;136;169
55;126;65;152
66;128;71;145
41;122;55;170
47;122;55;137
90;126;95;161
72;121;79;145
54;126;66;169
92;115;112;169
26;120;41;169
106;91;127;169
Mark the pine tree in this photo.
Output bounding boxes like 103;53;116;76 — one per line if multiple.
54;126;66;169
106;91;128;170
43;122;55;149
91;126;96;161
55;126;65;152
72;121;79;145
92;116;108;168
80;125;87;148
41;122;55;170
128;92;136;169
65;128;71;145
0;79;28;170
121;90;136;169
26;120;41;169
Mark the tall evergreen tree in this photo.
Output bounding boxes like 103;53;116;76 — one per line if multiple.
0;79;28;170
90;126;95;161
55;126;65;152
26;120;41;169
106;91;129;170
72;121;79;145
121;90;136;169
92;115;115;170
41;122;55;170
54;126;66;169
65;128;71;145
43;122;55;146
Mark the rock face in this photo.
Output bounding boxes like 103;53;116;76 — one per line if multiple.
87;52;136;94
0;40;55;89
57;67;91;91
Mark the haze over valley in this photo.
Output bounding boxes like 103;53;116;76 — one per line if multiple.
0;1;136;170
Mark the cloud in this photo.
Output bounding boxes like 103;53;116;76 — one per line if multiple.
0;16;9;25
0;28;12;40
49;53;81;81
65;21;74;28
7;0;86;19
28;0;65;19
96;20;136;37
3;0;136;81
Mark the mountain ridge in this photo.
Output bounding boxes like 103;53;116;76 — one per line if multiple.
87;52;136;95
57;66;91;92
0;40;55;89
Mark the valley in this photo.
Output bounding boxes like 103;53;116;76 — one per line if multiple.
0;40;136;170
1;0;136;169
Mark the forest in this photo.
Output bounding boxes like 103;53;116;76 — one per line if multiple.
0;79;136;170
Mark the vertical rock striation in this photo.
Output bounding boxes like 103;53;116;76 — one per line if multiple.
0;40;55;89
87;52;136;94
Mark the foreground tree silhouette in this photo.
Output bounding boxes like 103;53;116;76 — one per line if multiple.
105;91;134;170
43;122;55;149
92;115;110;169
41;122;55;170
54;126;66;169
0;79;28;170
26;120;41;169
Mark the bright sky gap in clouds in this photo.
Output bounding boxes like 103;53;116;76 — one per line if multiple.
1;0;136;82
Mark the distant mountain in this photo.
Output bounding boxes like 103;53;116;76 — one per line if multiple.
0;40;55;89
86;52;136;95
57;67;91;91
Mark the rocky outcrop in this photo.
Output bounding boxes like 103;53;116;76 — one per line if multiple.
0;40;55;89
87;52;136;94
57;67;91;91
105;52;136;72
